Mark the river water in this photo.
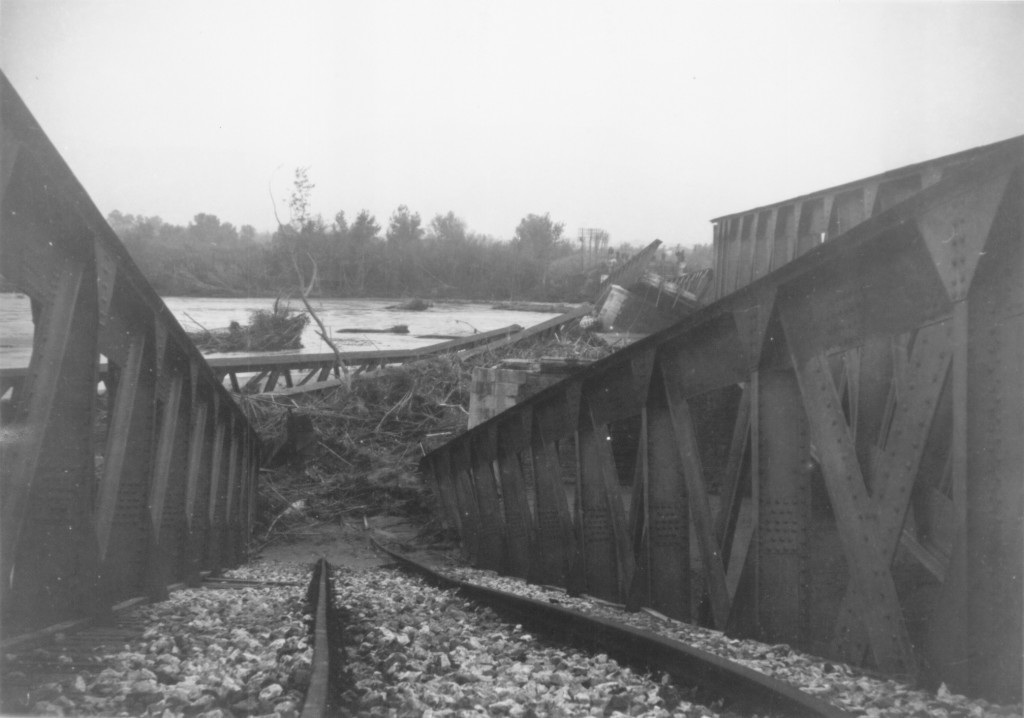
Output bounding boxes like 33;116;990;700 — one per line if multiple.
0;295;564;369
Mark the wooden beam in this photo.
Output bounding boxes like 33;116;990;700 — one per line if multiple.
298;366;321;386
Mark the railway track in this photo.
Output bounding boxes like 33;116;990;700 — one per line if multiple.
1;556;845;717
369;542;851;718
4;554;1013;717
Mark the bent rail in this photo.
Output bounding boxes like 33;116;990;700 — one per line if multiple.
0;73;260;633
420;138;1023;701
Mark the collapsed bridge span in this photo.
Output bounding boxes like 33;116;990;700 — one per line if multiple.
420;135;1024;702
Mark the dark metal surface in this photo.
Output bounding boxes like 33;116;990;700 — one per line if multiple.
0;71;261;634
709;135;1020;300
300;559;334;718
419;136;1024;700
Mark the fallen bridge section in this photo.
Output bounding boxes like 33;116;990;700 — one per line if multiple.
420;136;1024;702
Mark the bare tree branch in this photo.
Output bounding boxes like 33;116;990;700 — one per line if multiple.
291;252;350;389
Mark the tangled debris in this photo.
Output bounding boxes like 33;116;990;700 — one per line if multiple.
243;323;614;549
336;567;723;717
188;301;309;353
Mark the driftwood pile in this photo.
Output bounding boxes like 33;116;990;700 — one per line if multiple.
188;301;310;353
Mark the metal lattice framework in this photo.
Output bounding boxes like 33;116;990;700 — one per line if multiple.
0;73;261;633
422;136;1023;701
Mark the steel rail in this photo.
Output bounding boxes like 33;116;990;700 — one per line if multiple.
372;540;852;718
300;558;334;718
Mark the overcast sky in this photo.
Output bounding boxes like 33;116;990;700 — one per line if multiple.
2;1;1023;249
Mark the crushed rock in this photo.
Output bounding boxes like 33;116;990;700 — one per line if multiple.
335;567;721;717
442;565;1024;718
3;561;311;717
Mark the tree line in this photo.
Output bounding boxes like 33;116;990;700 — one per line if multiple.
109;208;596;300
108;174;711;301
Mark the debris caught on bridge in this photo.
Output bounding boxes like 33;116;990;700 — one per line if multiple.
187;300;310;353
245;321;614;549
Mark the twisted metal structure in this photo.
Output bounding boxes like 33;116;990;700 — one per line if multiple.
0;72;261;633
422;135;1023;701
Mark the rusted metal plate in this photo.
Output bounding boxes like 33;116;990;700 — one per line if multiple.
660;362;731;629
963;173;1023;701
205;415;231;574
846;336;894;491
413;136;1023;698
468;432;507;572
95;329;157;602
494;436;533;579
732;289;776;372
584;360;643;426
0;73;262;631
528;418;576;587
782;304;917;675
916;162;1014;302
448;442;486;568
437;449;481;564
640;368;691;620
778;231;951;359
658;312;749;398
576;406;621;603
146;367;188;598
1;261;104;626
830;319;953;663
754;369;811;646
422;456;456;534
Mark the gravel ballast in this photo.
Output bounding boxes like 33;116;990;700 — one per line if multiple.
5;556;1022;718
335;566;723;717
439;564;1023;718
3;562;311;717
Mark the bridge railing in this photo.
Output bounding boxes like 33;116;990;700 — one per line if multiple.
421;138;1023;702
708;135;1023;301
0;73;260;634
